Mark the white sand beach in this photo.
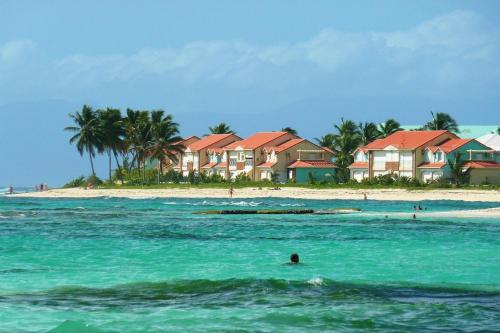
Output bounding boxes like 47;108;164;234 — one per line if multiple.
13;187;500;202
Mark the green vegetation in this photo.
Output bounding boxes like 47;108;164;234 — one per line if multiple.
423;111;459;133
281;127;298;135
208;122;236;135
64;105;484;189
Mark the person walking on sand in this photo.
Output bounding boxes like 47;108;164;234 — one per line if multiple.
363;192;367;200
229;184;234;198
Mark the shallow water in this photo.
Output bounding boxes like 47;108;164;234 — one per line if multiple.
0;197;499;332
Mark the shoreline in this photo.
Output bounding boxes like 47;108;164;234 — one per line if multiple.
12;187;500;202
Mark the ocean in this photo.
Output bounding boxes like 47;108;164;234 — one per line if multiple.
0;196;499;332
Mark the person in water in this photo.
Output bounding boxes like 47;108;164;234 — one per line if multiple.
8;185;13;194
290;253;299;264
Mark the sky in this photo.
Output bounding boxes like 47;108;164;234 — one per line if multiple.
1;0;499;186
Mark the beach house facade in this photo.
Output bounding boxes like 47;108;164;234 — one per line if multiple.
349;130;500;184
348;130;458;181
258;139;336;182
179;134;241;177
222;132;298;181
164;135;200;173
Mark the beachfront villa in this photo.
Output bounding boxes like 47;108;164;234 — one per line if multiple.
177;134;242;177
164;135;200;173
165;131;336;183
349;130;500;184
223;132;335;182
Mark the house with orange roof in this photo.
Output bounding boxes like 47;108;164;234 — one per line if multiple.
349;130;500;184
222;131;299;180
419;138;499;184
348;130;458;181
179;134;241;177
164;135;201;173
257;138;335;182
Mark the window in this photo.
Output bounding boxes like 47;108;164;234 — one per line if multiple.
238;152;245;161
245;159;253;166
229;159;237;166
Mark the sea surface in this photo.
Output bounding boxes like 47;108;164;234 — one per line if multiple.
0;195;499;332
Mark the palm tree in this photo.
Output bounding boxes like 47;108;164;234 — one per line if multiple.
147;113;184;184
358;122;380;145
332;118;361;182
98;108;125;183
281;127;298;136
208;123;236;134
124;109;150;174
314;134;336;149
65;105;104;177
423;111;459;133
448;152;470;185
378;119;402;138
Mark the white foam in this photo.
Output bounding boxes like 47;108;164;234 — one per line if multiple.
307;277;325;286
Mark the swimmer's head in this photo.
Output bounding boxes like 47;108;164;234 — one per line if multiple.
290;253;299;264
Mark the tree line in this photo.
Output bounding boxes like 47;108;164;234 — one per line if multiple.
65;105;460;184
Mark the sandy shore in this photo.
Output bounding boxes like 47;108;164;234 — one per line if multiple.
13;187;500;202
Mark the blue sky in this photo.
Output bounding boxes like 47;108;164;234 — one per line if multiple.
1;0;499;186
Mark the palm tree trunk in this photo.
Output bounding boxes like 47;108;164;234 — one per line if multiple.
113;150;124;184
108;150;112;184
157;159;161;184
88;148;96;177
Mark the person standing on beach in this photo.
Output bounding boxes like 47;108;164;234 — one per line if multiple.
229;184;234;198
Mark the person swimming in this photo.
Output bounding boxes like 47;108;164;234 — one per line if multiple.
290;253;299;264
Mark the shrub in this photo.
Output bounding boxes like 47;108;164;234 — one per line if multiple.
63;176;86;188
208;173;225;183
86;175;103;187
308;172;316;184
234;172;251;183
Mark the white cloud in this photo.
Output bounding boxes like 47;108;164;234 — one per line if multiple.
0;39;36;64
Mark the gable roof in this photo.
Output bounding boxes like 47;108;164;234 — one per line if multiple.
426;138;490;154
188;134;239;151
463;161;500;169
175;135;200;146
476;133;500;150
288;160;336;169
224;132;292;150
264;138;305;153
364;130;453;150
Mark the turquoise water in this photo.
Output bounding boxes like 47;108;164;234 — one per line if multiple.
0;196;499;332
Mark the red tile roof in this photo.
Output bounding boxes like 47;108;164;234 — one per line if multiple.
224;132;291;150
463;161;500;169
288;160;336;168
348;162;369;169
256;161;277;168
322;146;335;154
188;134;238;151
435;138;472;153
264;138;305;153
418;162;446;169
201;162;218;169
364;130;453;150
175;135;200;146
214;162;228;168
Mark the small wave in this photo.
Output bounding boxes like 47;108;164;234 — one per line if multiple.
163;201;178;205
307;277;325;286
279;203;305;207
